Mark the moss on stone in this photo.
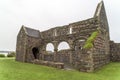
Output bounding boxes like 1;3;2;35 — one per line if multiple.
83;31;99;49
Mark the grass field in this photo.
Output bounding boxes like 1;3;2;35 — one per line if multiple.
0;58;120;80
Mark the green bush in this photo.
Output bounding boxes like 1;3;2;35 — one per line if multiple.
83;42;93;49
7;52;16;57
83;31;99;49
7;54;13;57
0;54;5;57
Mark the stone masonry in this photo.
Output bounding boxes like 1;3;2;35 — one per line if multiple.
16;1;120;72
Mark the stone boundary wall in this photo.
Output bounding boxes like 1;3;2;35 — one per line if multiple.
110;41;120;61
32;60;64;69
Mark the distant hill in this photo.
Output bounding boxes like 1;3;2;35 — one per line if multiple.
0;51;15;53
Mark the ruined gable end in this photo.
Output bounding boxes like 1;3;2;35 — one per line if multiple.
16;26;41;62
16;26;27;62
94;1;109;31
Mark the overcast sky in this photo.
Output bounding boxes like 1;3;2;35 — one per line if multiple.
0;0;120;51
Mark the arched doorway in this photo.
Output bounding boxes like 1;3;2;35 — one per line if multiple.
32;47;39;59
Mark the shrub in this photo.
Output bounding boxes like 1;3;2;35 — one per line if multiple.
7;52;16;57
0;54;5;57
83;31;99;49
7;54;13;57
83;42;93;49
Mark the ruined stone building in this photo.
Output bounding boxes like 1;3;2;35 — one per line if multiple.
16;1;120;72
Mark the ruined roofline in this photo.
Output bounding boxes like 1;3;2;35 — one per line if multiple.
69;17;96;26
22;25;40;38
22;16;96;35
41;17;97;33
94;1;105;17
94;1;103;17
41;25;69;33
21;1;104;33
41;1;104;32
22;25;40;32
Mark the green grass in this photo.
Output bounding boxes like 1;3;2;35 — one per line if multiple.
0;58;120;80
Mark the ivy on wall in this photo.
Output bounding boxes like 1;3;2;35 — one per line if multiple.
83;31;99;49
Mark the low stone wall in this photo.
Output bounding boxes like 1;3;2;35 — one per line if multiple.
32;59;64;69
38;49;94;72
44;53;54;61
56;50;72;63
42;50;72;64
110;41;120;61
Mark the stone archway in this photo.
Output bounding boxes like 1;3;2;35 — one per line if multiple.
32;47;39;59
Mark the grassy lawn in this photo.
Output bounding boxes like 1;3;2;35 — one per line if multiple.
0;58;120;80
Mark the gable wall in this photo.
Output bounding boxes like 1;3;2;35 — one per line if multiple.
16;27;27;62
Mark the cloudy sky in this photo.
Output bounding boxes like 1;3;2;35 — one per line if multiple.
0;0;120;51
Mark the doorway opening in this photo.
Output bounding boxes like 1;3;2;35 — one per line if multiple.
32;47;39;59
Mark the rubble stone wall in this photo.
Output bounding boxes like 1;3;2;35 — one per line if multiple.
110;41;120;61
16;27;27;62
25;36;41;62
92;33;110;70
41;18;98;41
70;18;98;35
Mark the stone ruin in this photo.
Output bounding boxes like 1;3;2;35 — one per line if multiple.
16;1;120;72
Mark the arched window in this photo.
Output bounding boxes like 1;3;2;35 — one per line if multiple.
58;41;70;51
46;43;54;53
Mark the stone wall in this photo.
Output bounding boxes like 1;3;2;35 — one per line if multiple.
70;18;98;35
89;0;110;70
41;49;94;72
41;18;98;41
25;36;41;62
42;50;72;63
56;50;73;64
110;41;120;61
16;27;27;62
92;32;110;70
43;53;54;61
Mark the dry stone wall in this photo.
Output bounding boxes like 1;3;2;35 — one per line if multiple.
110;41;120;61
